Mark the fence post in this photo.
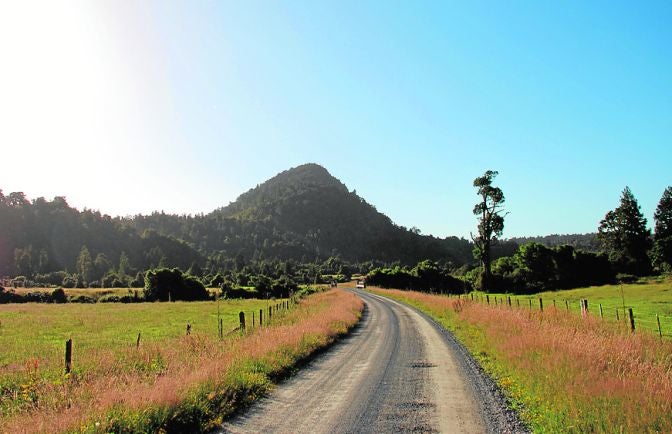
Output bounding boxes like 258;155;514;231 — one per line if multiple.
628;308;635;332
253;311;255;327
219;318;223;338
269;306;272;321
239;311;246;331
65;339;72;374
599;304;603;320
565;300;569;312
471;293;474;301
136;333;141;348
539;298;543;312
616;309;619;321
657;314;662;339
516;298;520;308
553;299;556;309
259;309;263;327
486;295;490;305
529;299;532;310
507;296;511;308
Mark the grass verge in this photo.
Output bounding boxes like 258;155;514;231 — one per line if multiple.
371;287;672;433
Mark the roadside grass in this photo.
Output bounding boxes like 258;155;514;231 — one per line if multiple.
0;289;363;433
371;287;672;433
482;276;672;336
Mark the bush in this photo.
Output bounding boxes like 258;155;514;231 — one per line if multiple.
144;268;209;301
51;288;67;303
98;294;136;303
69;294;96;303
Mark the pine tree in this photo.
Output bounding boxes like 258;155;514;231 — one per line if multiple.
597;187;652;275
652;186;672;271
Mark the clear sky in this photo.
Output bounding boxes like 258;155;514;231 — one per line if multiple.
1;1;670;239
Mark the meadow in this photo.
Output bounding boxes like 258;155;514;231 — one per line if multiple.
372;287;672;433
0;289;363;433
483;276;672;336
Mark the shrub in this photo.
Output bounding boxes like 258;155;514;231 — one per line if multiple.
143;268;209;301
50;288;67;303
68;294;96;303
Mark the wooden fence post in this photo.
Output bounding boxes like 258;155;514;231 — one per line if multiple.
136;333;141;348
539;298;543;312
259;309;263;327
628;308;635;332
553;299;556;309
219;318;223;338
616;309;619;321
599;304;603;320
239;312;246;331
507;296;511;308
269;306;272;321
565;300;569;312
516;298;520;308
657;314;662;339
486;295;490;305
529;299;532;310
65;339;72;374
252;311;255;327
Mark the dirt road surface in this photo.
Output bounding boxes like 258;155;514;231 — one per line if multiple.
219;289;526;433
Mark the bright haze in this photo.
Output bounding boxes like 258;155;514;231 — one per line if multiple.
1;1;670;238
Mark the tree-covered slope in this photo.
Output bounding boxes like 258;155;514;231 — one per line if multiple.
1;163;473;280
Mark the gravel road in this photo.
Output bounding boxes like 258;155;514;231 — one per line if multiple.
219;289;527;434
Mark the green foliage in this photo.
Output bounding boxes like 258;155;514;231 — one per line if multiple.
366;260;467;293
50;287;67;303
489;243;614;294
471;170;506;291
652;186;672;271
598;187;652;276
143;268;209;301
76;245;94;284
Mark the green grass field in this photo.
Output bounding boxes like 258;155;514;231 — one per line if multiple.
0;298;273;377
480;276;672;337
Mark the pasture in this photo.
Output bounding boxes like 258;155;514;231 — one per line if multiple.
0;290;365;433
483;276;672;336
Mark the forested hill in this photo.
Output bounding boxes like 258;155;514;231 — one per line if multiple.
131;164;473;264
0;164;473;278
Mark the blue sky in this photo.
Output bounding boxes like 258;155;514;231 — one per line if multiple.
0;1;670;238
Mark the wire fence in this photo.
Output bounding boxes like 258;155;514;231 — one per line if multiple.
453;292;672;339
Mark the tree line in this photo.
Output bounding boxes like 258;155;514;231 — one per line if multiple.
469;173;672;294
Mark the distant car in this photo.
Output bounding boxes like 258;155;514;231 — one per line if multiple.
356;280;365;289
